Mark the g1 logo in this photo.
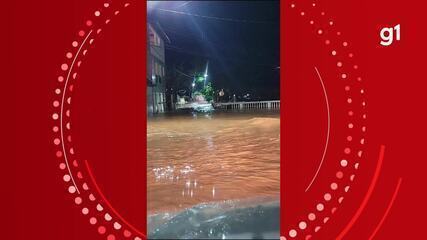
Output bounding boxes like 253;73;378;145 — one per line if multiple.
380;24;401;46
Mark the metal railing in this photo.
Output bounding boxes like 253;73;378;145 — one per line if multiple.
214;100;280;110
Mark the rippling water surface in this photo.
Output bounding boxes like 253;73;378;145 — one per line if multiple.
147;111;280;239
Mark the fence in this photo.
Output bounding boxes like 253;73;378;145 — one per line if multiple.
214;100;280;110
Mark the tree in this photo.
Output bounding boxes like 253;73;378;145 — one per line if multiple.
200;82;214;102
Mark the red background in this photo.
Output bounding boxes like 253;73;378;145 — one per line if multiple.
9;1;147;239
282;0;427;239
7;0;427;239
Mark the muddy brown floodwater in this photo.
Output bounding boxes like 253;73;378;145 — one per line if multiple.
147;111;280;216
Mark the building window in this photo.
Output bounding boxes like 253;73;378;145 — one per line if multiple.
156;34;161;46
154;62;158;76
157;62;160;76
149;33;155;46
153;61;164;78
149;26;161;47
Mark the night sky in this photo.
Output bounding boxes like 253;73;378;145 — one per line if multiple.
148;1;279;101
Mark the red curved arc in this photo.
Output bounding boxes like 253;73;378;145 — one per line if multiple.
335;145;386;240
368;177;403;240
85;160;146;238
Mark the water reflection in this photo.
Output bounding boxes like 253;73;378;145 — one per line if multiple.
147;111;280;238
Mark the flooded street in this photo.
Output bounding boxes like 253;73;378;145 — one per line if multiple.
147;111;280;238
148;111;280;213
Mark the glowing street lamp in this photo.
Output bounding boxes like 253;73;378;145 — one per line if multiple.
203;61;209;87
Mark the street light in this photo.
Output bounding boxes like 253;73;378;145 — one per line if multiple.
190;82;196;100
204;61;209;87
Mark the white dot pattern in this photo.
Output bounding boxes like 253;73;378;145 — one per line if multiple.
284;2;368;238
52;3;145;240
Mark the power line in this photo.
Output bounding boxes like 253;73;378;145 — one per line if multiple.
154;8;277;24
165;44;278;68
176;1;192;9
174;67;194;79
